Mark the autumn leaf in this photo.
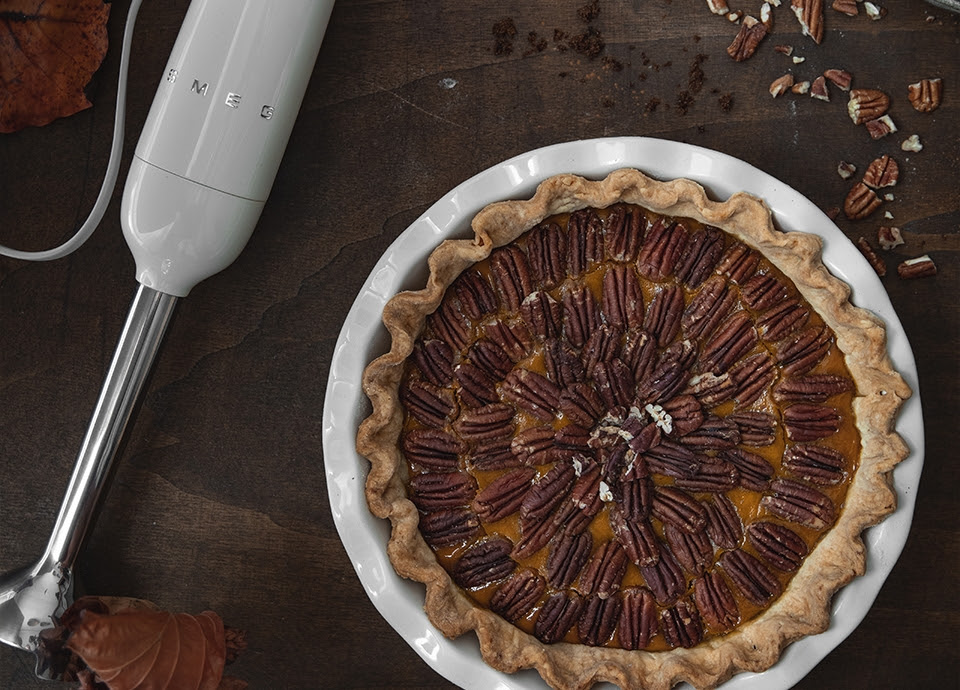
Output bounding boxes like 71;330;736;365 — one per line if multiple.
0;0;110;133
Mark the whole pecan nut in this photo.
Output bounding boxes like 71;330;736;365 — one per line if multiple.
454;402;516;442
455;361;500;408
678;416;741;451
686;372;737;409
682;275;737;342
454;270;498;320
664;522;713;575
520;461;577;524
543;339;585;388
467;339;514;381
602;264;645;330
717;241;760;284
898;255;937;279
727;410;777;447
559;382;605;427
611;508;660;567
412;339;455;387
674;455;739;492
567;208;604;277
776;325;832;376
484;320;532;362
740;272;788;311
639;544;686;605
728;353;776;409
510;425;556;465
644;440;700;479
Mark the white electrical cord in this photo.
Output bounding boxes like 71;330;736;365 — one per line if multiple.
0;0;144;261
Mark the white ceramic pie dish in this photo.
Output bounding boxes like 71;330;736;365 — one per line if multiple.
322;137;924;689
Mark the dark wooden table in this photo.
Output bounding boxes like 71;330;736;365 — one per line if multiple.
1;1;956;688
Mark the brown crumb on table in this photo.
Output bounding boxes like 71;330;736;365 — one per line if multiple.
645;96;661;112
578;0;601;23
676;90;695;114
603;55;624;71
689;53;708;94
493;18;517;55
526;31;548;54
718;92;734;111
569;26;605;58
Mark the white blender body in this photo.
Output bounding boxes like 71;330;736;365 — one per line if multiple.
123;0;334;296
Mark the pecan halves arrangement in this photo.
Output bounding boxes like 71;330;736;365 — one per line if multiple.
357;169;911;690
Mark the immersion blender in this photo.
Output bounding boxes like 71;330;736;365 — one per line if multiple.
0;0;334;671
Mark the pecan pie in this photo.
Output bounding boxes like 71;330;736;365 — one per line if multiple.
357;169;910;689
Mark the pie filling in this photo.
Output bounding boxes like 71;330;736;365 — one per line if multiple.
398;204;859;650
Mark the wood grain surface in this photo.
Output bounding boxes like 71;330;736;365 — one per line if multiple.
0;1;956;688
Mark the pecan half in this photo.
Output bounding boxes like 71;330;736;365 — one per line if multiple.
543;339;585;388
728;353;776;409
469;437;522;471
639;543;687;606
594;359;635;410
776;325;831;375
490;569;546;622
863;155;899;189
409;471;478;510
774;374;853;403
527;222;567;289
428;299;471;351
455;361;500;407
727;15;767;61
831;0;858;16
694;569;739;631
580;325;623;378
559;382;605;427
563;463;605;534
567;208;604;277
521;291;562;340
676;226;724;288
661;394;704;436
703;493;743;549
454;402;516;442
637;219;689;281
452;537;516;588
419;508;480;547
791;0;824;43
402;380;458;428
602;264;644;329
761;478;837;530
520;462;577;524
727;410;777;446
685;372;737;409
664;522;713;575
783;403;841;441
472;467;536;522
402;428;464;470
717;242;760;284
824;68;852;91
783;444;847;484
652;486;708;534
635;352;690;405
720;447;774;491
848;88;890;125
675;455;739;492
619;475;653;521
484;320;532;362
898;255;937;279
547;531;593;589
678;416;740;451
644;440;700;479
908;78;942;113
578;593;622;647
502;368;562;421
579;541;629;598
489;245;533;311
454;269;498;320
719;549;782;606
618;587;659;650
604;205;646;262
857;237;886;276
412;339;455;388
534;591;584;644
563;286;602;348
622;328;657;383
844;182;882;220
682;275;737;342
740;272;788;311
661;599;704;649
748;521;809;571
700;311;758;375
514;508;566;558
510;425;556;465
466;338;513;381
611;508;660;567
757;297;809;342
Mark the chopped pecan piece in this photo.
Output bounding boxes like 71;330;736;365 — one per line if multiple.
703;493;743;549
774;374;853;403
567;208;604;277
844;182;882;220
578;594;622;647
694;569;739;631
864;1;885;19
900;134;923;152
412;339;455;387
847;88;890;125
402;428;464;470
452;537;516;588
700;311;758;374
769;73;795;98
402;380;458;428
419;508;480;547
489;245;533;311
776;325;831;375
863;155;899;189
618;588;659;650
547;531;593;588
824;68;852;90
791;80;811;95
783;403;841;441
719;549;782;606
728;353;776;409
661;599;704;649
728;410;777;446
639;543;686;605
454;269;498;320
908;77;942;113
741;272;788;311
856;237;887;277
527;222;567;289
502;368;562;421
664;522;713;575
721;447;774;491
490;569;546;622
727;15;767;61
563;286;602;348
534;591;584;644
644;284;685;347
602;264;644;329
810;75;830;101
604;205;646;262
877;226;904;250
757;297;809;341
837;161;857;179
791;0;824;43
637;218;689;281
748;521;809;571
783;444;847;484
682;275;737;342
472;467;535;522
898;255;937;279
706;0;730;15
865;114;897;140
652;486;708;534
762;478;837;530
675;226;724;288
579;541;629;598
409;472;478;510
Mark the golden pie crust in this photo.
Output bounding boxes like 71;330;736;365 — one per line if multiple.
357;169;910;689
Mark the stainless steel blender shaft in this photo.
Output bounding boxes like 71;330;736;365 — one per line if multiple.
0;284;177;661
